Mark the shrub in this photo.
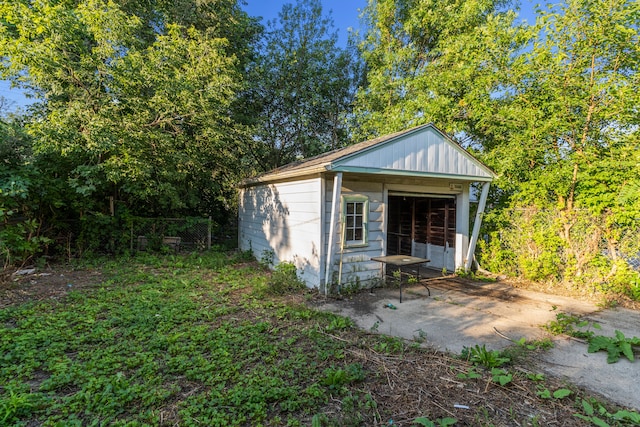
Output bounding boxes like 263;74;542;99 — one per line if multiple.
267;262;305;295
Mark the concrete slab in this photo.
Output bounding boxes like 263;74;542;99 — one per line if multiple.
315;278;640;411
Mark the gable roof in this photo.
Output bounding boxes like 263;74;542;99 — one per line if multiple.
242;123;496;185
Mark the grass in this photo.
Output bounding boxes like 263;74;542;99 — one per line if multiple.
1;250;638;426
1;251;358;426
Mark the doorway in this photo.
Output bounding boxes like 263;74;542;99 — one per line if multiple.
387;195;456;271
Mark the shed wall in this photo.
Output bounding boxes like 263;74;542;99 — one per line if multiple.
324;180;385;288
239;178;322;286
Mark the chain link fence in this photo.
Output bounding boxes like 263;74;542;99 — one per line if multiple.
130;217;213;252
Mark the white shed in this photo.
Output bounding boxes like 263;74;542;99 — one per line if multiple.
238;124;495;291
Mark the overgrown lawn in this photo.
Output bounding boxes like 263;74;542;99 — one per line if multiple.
1;251;637;426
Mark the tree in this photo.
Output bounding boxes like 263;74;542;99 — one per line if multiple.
477;0;640;283
246;0;362;171
354;0;640;290
352;0;518;140
0;0;259;218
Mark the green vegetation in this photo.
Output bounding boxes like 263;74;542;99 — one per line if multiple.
1;252;639;426
0;252;368;425
545;311;640;363
2;0;640;301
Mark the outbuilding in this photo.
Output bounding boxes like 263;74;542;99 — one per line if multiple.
238;124;495;291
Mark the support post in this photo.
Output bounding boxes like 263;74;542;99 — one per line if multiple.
465;182;490;271
324;173;343;295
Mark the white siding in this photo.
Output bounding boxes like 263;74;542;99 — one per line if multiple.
239;178;322;287
337;127;492;179
323;180;385;288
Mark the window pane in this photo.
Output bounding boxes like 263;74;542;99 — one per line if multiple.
346;229;354;241
346;216;354;227
346;203;354;214
355;216;363;228
354;229;362;240
356;203;363;214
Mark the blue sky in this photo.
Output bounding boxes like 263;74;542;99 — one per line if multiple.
1;0;539;112
244;0;365;46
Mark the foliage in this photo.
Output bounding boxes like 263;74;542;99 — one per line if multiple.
490;368;513;386
413;416;457;427
245;0;362;171
266;261;306;295
546;311;639;364
0;252;367;425
0;118;53;267
320;363;366;392
0;0;259;218
575;398;640;427
587;331;640;364
544;311;601;340
353;0;519;139
1;251;638;425
355;0;640;293
462;344;510;369
537;386;572;400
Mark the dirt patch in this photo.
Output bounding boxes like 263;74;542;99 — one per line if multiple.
0;267;104;309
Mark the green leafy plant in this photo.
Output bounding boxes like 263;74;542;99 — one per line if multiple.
456;367;482;380
587;330;640;363
544;312;601;340
574;398;640;426
266;261;305;295
536;386;571;400
0;382;44;424
321;364;366;391
516;337;554;351
490;368;513;386
463;344;510;369
413;416;457;426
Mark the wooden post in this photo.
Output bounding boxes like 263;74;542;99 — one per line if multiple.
465;182;490;271
324;172;343;295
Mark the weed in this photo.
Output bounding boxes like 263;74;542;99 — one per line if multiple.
526;372;545;381
516;337;554;351
574;398;640;426
266;261;305;295
373;336;404;354
370;320;380;332
413;416;458;426
536;386;571;399
587;330;640;363
546;312;639;364
456;367;482;380
413;328;427;343
321;364;366;392
490;368;513;386
325;315;354;332
0;382;41;424
544;311;601;340
463;344;510;369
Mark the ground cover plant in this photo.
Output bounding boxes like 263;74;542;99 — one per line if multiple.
1;251;638;426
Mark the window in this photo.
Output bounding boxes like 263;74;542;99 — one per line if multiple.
343;196;368;247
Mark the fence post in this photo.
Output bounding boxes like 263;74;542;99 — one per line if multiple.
207;216;212;250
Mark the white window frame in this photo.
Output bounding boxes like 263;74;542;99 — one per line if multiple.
342;196;369;248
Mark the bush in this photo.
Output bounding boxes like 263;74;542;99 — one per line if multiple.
267;262;305;295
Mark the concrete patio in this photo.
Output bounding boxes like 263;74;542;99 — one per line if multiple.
316;275;640;411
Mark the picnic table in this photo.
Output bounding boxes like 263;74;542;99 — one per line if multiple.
371;255;430;303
